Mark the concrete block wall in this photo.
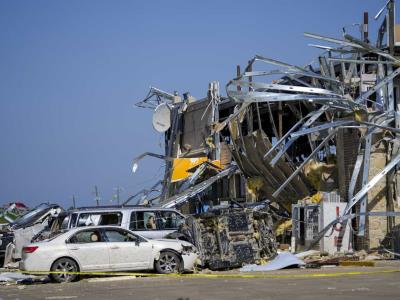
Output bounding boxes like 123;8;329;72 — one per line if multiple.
357;142;400;251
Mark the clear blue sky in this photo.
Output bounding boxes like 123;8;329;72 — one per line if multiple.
0;1;393;208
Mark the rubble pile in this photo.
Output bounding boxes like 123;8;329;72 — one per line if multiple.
2;1;400;284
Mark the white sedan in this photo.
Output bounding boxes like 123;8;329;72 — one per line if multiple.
19;226;198;282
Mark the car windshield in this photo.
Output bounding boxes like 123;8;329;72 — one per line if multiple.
11;203;52;227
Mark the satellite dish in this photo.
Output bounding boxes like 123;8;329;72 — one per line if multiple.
152;103;171;132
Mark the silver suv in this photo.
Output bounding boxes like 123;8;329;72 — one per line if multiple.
64;206;185;239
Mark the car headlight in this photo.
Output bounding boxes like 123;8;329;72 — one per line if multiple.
182;244;196;254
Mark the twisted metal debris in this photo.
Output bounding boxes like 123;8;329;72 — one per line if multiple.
134;1;400;251
217;1;400;242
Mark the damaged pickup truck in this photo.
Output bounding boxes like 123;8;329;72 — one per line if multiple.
168;202;278;270
0;203;63;267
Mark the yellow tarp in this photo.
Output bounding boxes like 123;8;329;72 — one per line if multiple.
171;157;221;182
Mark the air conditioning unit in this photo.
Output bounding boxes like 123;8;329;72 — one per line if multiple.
292;192;351;254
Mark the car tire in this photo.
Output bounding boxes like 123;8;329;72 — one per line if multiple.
155;251;182;274
50;258;79;283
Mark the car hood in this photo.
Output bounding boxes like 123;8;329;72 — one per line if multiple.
149;239;194;251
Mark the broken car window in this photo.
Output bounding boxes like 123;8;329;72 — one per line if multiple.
98;213;122;225
159;211;184;230
76;213;122;227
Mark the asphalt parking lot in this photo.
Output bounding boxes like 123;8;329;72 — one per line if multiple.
1;262;400;300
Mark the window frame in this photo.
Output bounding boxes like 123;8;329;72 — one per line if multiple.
129;211;159;231
158;210;185;230
75;212;123;227
102;228;147;243
67;229;103;244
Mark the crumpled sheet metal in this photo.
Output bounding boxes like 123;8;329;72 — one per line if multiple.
161;165;238;208
224;32;400;124
215;24;400;247
230;129;309;204
220;27;400;195
240;252;305;272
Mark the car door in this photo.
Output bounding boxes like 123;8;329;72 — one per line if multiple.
66;229;110;271
103;228;153;270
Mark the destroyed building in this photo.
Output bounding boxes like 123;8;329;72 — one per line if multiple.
133;1;400;255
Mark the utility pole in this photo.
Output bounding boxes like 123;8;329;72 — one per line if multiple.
363;12;368;42
71;195;76;209
113;186;123;205
93;185;100;206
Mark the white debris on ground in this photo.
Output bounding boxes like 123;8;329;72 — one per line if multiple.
294;250;320;259
0;271;49;285
240;252;305;272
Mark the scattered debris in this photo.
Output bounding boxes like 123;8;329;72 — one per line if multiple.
0;272;49;285
240;252;305;272
295;250;320;259
339;261;376;267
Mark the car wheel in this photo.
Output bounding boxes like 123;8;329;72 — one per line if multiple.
50;258;79;283
155;251;182;274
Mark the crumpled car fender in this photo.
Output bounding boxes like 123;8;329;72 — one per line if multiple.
154;248;183;261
